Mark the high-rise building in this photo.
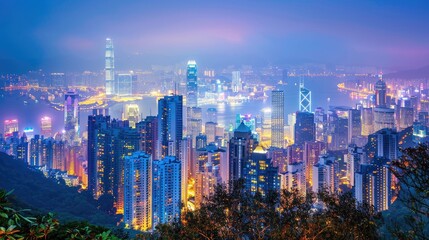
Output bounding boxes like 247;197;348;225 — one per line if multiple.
186;60;198;107
303;141;326;186
398;107;414;130
205;121;217;144
124;151;152;231
312;154;339;194
299;82;311;112
158;95;183;158
280;162;306;195
375;78;387;107
294;112;316;146
314;107;326;142
207;108;217;123
4;119;18;136
195;161;220;207
243;145;280;196
40;116;52;137
261;108;272;146
179;137;192;204
373;107;395;132
152;156;181;227
228;122;257;181
136;116;158;159
64;91;80;146
117;73;134;96
16;135;28;163
29;135;42;166
348;109;361;143
124;104;140;128
186;107;202;147
195;133;207;150
361;108;374;136
105;38;115;96
271;90;285;148
231;71;242;93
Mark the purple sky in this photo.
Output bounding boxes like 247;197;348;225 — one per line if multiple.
1;0;429;72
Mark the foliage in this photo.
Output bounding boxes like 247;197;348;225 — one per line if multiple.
388;144;429;239
0;189;123;239
0;152;117;226
153;180;381;240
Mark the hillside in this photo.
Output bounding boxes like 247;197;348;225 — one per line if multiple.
0;152;117;227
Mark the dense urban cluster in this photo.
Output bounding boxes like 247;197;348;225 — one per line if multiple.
1;39;429;235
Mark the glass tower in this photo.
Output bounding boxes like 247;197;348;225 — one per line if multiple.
271;90;285;148
105;38;115;96
186;60;198;107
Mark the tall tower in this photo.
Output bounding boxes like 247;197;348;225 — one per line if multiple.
186;60;198;107
231;71;242;92
124;151;152;231
375;75;386;107
152;156;181;227
64;91;80;146
105;38;115;96
299;82;311;112
294;111;316;146
271;90;285;148
158;95;183;158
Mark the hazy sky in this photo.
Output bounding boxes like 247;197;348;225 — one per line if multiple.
1;0;429;73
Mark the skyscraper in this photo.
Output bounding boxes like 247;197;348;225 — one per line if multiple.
271;90;285;148
64;91;79;145
312;154;339;194
123;104;140;128
299;82;311;112
105;38;115;96
228;122;257;181
231;71;242;93
186;60;198;107
117;73;133;96
124;151;152;231
243;145;280;196
4;119;18;137
40;116;52;137
294;111;316;146
152;156;181;227
361;108;374;136
136;116;158;158
348;109;362;143
186;107;202;147
375;78;387;108
158;95;183;158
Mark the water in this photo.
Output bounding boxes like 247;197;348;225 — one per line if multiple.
0;76;353;134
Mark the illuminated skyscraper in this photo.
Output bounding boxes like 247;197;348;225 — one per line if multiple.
105;38;115;96
271;90;285;148
186;60;198;107
124;151;152;231
228;122;257;181
361;108;374;136
4;119;18;136
207;108;217;123
373;107;395;132
152;156;181;227
280;162;306;195
243;145;280;197
375;77;387;107
231;71;242;92
136;116;158;158
398;107;414;130
117;73;133;96
123;104;140;128
312;154;339;194
41;116;52;137
348;109;361;143
186;107;202;148
299;82;311;112
64;91;80;145
158;95;183;158
294;112;316;146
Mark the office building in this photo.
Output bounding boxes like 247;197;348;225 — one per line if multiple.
243;145;280;196
312;154;339;194
152;156;181;227
41;116;52;137
186;60;198;107
299;82;311;112
158;95;183;158
186;107;203;147
64;91;80;146
280;162;306;195
361;108;374;136
205;121;217;144
348;109;361;143
373;107;395;132
271;90;285;148
4;119;18;137
105;38;115;96
228;122;257;181
231;71;242;92
294;112;316;146
136;116;158;159
124;151;152;231
207;108;217;123
398;107;414;130
375;78;387;107
117;73;133;96
123;104;140;128
303;141;326;186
